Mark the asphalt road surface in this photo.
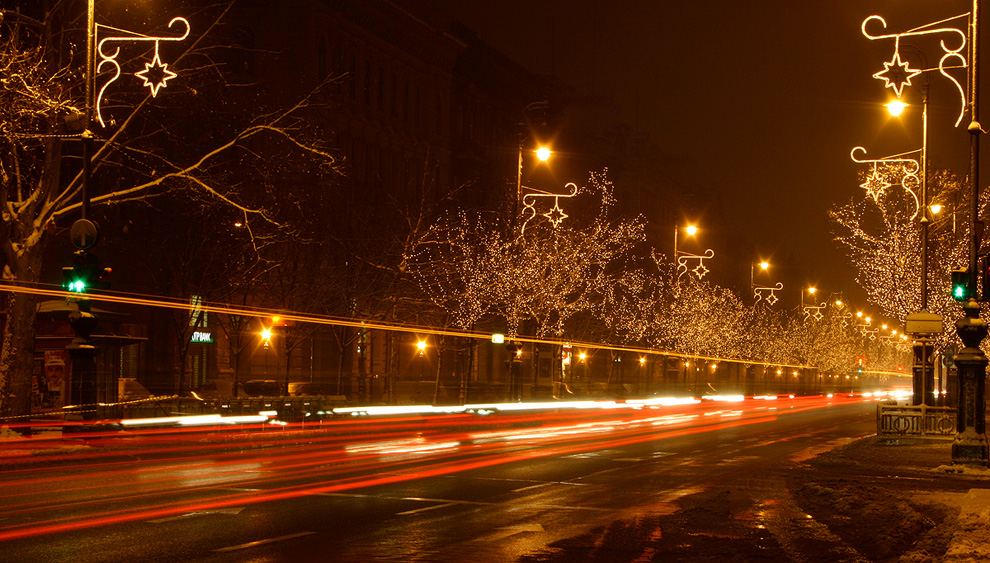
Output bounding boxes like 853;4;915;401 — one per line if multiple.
0;395;881;562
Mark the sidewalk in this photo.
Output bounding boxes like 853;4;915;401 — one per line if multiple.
793;434;990;563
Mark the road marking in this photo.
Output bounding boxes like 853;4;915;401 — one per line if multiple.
563;449;624;459
147;507;245;523
397;502;459;515
511;481;586;493
522;504;611;511
213;531;316;553
512;482;552;492
316;492;373;498
475;523;545;542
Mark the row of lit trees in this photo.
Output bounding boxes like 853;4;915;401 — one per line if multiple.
831;166;979;353
405;170;910;378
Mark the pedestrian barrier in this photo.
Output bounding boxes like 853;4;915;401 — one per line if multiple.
877;402;955;437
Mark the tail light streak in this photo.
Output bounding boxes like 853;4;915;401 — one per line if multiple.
0;394;881;542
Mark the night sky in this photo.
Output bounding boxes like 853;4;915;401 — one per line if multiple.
427;0;982;313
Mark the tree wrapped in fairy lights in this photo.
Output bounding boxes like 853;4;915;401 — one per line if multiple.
405;211;506;330
651;274;748;360
738;304;795;366
406;170;645;336
830;167;969;348
497;171;646;338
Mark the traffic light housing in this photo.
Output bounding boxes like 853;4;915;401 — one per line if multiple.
951;267;971;301
61;251;110;294
981;255;990;302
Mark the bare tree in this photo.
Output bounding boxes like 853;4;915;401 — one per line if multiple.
0;4;342;418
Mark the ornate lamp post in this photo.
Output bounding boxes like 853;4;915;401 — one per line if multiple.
860;6;987;465
951;1;989;466
68;2;189;415
514;101;550;233
673;223;714;283
751;261;781;306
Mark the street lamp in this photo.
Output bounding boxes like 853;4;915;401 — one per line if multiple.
886;88;931;311
673;223;697;264
750;261;769;292
514;101;550;232
260;325;273;378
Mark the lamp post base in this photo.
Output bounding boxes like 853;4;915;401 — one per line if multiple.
952;299;989;467
952;430;990;465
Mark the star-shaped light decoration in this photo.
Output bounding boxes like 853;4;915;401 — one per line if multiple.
860;166;890;202
691;263;709;279
872;51;922;98
135;50;177;97
804;306;824;321
542;201;569;227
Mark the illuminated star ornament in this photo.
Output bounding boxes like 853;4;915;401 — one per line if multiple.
134;49;177;97
676;249;715;282
861;14;968;126
803;302;826;321
543;201;568;227
753;283;783;307
520;182;579;234
872;52;922;98
95;17;191;127
860;166;890;202
849;147;922;219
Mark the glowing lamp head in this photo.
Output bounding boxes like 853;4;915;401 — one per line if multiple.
417;340;427;352
685;225;698;236
759;261;769;270
639;357;646;365
807;287;817;295
535;147;551;161
886;100;907;116
930;203;942;215
261;328;272;340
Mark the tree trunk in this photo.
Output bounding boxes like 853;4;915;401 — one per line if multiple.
0;242;46;420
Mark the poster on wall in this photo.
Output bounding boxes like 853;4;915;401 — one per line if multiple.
32;350;67;414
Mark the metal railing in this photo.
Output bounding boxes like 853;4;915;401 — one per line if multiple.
877;402;955;437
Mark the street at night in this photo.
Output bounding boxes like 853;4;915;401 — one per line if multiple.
5;0;990;561
1;395;897;562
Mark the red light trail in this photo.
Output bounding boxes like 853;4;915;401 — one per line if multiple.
0;394;880;542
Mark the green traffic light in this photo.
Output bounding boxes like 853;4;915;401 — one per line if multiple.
67;279;86;293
